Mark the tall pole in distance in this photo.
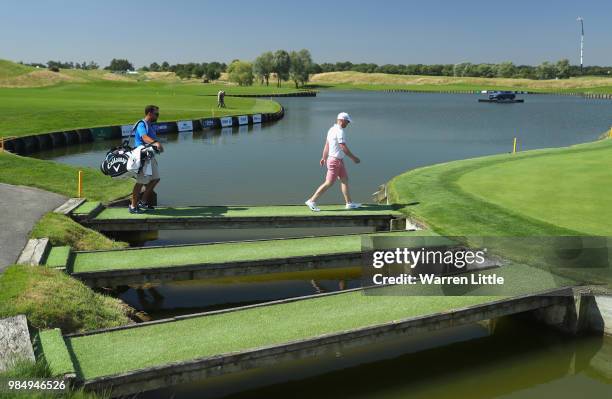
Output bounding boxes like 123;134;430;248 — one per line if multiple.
577;17;584;74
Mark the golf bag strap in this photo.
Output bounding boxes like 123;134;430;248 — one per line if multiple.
129;119;147;147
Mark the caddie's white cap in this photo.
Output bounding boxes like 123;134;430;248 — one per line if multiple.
337;112;352;123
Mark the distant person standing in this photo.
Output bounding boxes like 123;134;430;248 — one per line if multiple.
305;112;361;211
217;90;226;108
130;105;164;214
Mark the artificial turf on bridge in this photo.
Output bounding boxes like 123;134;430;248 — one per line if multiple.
45;231;434;286
38;262;575;389
76;204;405;231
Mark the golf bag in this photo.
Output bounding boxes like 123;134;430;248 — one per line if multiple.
100;120;156;179
100;140;134;178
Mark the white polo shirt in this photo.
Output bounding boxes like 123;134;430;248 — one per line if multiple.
326;124;346;159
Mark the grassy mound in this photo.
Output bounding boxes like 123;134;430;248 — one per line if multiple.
0;265;132;333
31;213;127;251
309;71;612;93
0;59;35;79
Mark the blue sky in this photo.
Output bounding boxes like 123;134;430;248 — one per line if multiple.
1;0;610;67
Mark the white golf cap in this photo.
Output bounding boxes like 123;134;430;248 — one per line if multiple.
337;112;352;123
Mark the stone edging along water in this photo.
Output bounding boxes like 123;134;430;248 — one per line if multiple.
2;107;285;156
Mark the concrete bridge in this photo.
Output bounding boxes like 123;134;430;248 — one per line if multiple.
37;284;609;397
72;202;407;232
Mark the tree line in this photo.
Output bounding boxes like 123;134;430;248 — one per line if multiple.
23;60;99;71
23;54;612;82
314;59;608;80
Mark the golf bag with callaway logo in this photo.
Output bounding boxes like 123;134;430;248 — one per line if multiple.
100;120;155;179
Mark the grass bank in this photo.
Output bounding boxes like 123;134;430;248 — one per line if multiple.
0;152;133;201
309;71;612;94
0;265;132;333
0;358;108;398
387;138;612;236
31;213;127;251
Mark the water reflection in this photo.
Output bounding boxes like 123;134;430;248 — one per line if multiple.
141;318;611;399
118;271;361;319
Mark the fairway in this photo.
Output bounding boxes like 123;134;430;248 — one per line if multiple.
388;139;612;236
0;81;284;138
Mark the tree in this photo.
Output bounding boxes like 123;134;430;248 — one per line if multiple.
495;62;516;78
536;61;556;80
160;61;170;72
555;59;571;79
106;58;134;72
149;62;160;72
289;49;313;88
227;60;254;86
253;51;274;85
272;50;291;87
204;62;223;81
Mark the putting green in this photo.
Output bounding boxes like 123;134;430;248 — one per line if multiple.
388;139;612;236
457;145;612;236
58;263;573;380
92;204;401;220
69;231;432;273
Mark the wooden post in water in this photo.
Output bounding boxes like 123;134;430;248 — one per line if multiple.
77;170;83;198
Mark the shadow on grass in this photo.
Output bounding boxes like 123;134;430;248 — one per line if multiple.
140;206;241;218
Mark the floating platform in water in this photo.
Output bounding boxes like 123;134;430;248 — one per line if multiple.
478;98;524;103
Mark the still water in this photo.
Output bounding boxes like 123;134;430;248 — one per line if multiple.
33;91;612;397
143;317;611;399
33;91;612;206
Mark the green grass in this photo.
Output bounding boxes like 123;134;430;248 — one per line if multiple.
456;145;612;235
0;80;289;138
45;246;72;268
0;358;107;399
37;329;76;376
0;265;132;333
0;59;34;79
68;231;430;273
93;204;401;220
72;201;100;216
31;213;127;251
0;152;133;201
63;262;570;381
388;139;612;236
